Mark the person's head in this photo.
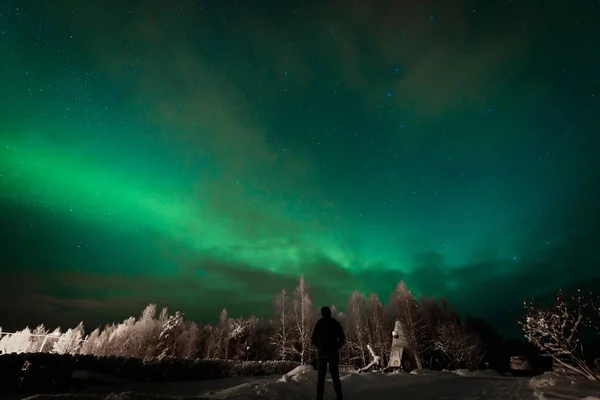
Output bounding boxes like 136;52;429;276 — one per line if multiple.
321;306;332;318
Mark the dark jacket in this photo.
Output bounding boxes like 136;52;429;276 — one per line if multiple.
311;316;345;356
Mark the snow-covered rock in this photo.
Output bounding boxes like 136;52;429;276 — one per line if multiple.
280;364;314;382
529;371;562;389
452;369;500;378
409;368;441;375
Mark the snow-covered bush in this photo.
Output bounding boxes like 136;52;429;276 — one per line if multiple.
520;289;599;380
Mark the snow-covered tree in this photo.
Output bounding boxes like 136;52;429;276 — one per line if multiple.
52;322;84;355
293;276;314;364
80;327;100;355
93;323;118;357
203;324;219;358
203;309;232;359
224;315;260;360
157;311;185;359
227;316;247;360
42;328;62;353
0;328;32;354
218;309;231;359
126;304;162;360
30;324;50;353
520;289;599;380
243;315;260;360
178;321;200;359
270;289;295;360
112;317;138;357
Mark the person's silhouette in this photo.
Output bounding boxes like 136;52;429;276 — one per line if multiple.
311;306;345;400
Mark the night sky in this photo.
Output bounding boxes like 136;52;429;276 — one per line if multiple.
1;0;599;336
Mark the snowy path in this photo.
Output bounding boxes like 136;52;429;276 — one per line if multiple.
22;370;536;400
76;374;283;397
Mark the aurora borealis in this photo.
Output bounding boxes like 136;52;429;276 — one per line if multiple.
1;0;599;335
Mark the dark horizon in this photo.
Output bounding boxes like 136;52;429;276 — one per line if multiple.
1;0;599;338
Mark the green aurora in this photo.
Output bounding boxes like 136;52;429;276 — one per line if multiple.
1;0;599;335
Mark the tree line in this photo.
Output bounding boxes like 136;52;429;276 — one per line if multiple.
0;277;490;370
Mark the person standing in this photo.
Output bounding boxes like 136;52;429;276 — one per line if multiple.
311;306;345;400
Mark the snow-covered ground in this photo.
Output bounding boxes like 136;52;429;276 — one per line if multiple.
20;366;600;400
529;371;600;400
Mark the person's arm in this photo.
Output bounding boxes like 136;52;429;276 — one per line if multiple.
311;320;321;348
337;321;346;349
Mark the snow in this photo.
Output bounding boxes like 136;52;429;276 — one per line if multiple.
451;368;501;378
529;372;600;399
20;368;600;400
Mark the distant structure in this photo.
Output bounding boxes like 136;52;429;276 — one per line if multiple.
510;356;531;371
387;320;412;371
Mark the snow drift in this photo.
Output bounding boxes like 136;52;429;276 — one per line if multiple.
529;371;600;399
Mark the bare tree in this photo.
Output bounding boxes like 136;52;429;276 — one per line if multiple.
331;307;352;365
253;319;272;360
519;289;599;380
178;321;200;359
434;322;485;370
293;276;314;364
270;289;296;360
591;294;600;337
367;293;388;366
420;295;463;368
204;324;220;358
347;291;369;366
217;309;231;359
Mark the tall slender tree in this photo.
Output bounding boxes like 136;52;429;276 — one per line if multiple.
217;309;231;359
367;293;388;365
347;291;369;366
293;276;314;364
270;289;295;360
